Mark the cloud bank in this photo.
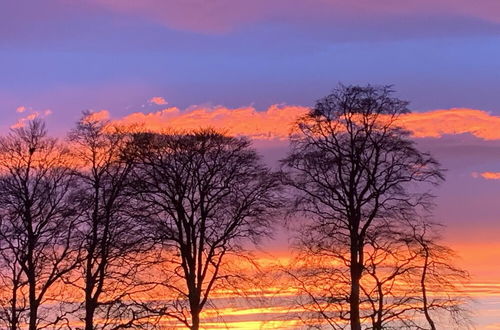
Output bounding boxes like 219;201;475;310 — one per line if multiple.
97;105;500;141
111;105;308;140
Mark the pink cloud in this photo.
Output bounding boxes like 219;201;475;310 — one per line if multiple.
148;96;168;105
10;108;54;129
86;0;500;34
86;0;268;33
16;106;26;113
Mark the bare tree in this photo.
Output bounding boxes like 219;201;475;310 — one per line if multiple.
68;111;154;330
283;216;470;330
128;129;281;329
408;220;470;330
281;84;445;329
358;223;419;330
0;244;28;330
0;119;80;330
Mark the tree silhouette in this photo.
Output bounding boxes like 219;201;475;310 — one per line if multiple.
69;111;154;329
128;129;281;329
281;84;445;329
410;220;470;330
0;120;80;330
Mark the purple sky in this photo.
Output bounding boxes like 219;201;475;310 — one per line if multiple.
1;0;500;288
2;0;500;131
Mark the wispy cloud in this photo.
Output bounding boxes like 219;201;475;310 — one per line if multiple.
472;172;500;180
11;108;53;129
86;0;500;35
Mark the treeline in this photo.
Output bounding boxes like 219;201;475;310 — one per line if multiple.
0;85;469;330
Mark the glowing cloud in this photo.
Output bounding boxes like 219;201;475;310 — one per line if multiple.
11;108;54;129
398;108;500;140
472;172;500;180
83;110;111;123
114;105;309;140
16;106;26;113
149;97;168;106
110;106;500;141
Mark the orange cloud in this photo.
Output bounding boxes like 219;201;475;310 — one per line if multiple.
113;105;309;140
149;96;168;105
398;108;500;140
472;172;500;180
83;110;111;123
11;108;53;129
109;106;500;141
16;106;26;113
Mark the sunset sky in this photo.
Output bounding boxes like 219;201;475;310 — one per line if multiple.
1;1;500;328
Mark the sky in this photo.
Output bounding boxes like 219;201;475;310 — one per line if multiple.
1;0;500;327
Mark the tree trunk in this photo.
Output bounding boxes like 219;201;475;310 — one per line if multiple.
10;283;18;330
374;281;384;330
191;307;200;330
84;266;96;330
85;191;99;330
349;247;362;330
10;318;17;330
28;299;38;330
28;236;38;330
28;278;38;330
85;299;96;330
421;249;436;330
10;313;18;330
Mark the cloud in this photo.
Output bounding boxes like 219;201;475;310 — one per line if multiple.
148;97;168;106
83;110;110;123
114;105;308;140
109;106;500;141
86;0;500;34
472;172;500;180
85;0;269;33
10;108;54;129
16;106;26;113
398;108;500;140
